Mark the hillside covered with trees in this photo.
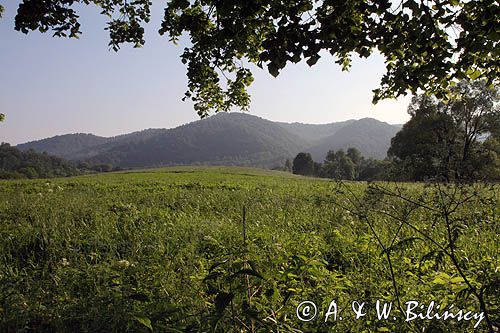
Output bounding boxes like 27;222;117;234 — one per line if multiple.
0;143;80;179
11;80;500;182
0;144;124;179
17;114;400;169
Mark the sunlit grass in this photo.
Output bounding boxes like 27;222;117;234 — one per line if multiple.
0;167;497;332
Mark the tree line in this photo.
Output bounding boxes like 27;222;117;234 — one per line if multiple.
0;143;80;179
0;143;120;179
287;148;391;181
288;80;499;182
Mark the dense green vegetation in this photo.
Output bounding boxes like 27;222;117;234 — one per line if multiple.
290;147;394;181
0;143;80;179
1;167;498;332
291;81;500;182
389;81;499;182
0;144;124;180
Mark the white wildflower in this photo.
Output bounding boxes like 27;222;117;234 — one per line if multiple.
117;260;130;268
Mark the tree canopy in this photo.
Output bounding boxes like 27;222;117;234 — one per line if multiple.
388;80;500;181
5;0;499;118
291;147;390;181
323;149;356;180
292;152;314;176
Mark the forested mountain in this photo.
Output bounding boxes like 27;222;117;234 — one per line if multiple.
276;120;356;145
17;113;400;168
15;130;168;160
307;118;401;160
16;133;108;159
82;113;307;168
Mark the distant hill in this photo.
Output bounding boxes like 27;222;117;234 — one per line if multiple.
307;118;401;160
17;133;108;159
276;120;356;145
17;113;402;168
83;113;307;168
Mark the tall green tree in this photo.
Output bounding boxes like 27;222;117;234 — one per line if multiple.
6;0;499;117
292;152;314;176
357;158;391;181
346;147;363;178
447;80;500;176
388;80;499;181
323;150;356;180
346;147;363;166
476;137;500;180
388;95;457;181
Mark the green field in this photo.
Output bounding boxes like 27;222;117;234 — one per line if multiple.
0;167;498;332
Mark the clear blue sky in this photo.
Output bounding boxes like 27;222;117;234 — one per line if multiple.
0;2;411;145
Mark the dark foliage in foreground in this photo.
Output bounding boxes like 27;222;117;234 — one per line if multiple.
8;0;499;117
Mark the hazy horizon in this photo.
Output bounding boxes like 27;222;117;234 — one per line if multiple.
0;2;412;146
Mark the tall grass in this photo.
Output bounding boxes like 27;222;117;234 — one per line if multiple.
0;167;498;332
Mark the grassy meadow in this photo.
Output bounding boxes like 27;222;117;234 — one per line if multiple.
0;167;498;332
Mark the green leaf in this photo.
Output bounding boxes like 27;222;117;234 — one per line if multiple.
134;315;153;331
469;70;481;80
432;272;451;285
450;276;464;284
268;62;280;77
306;55;320;66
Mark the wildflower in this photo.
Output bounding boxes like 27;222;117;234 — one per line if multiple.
62;258;69;266
117;260;130;268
